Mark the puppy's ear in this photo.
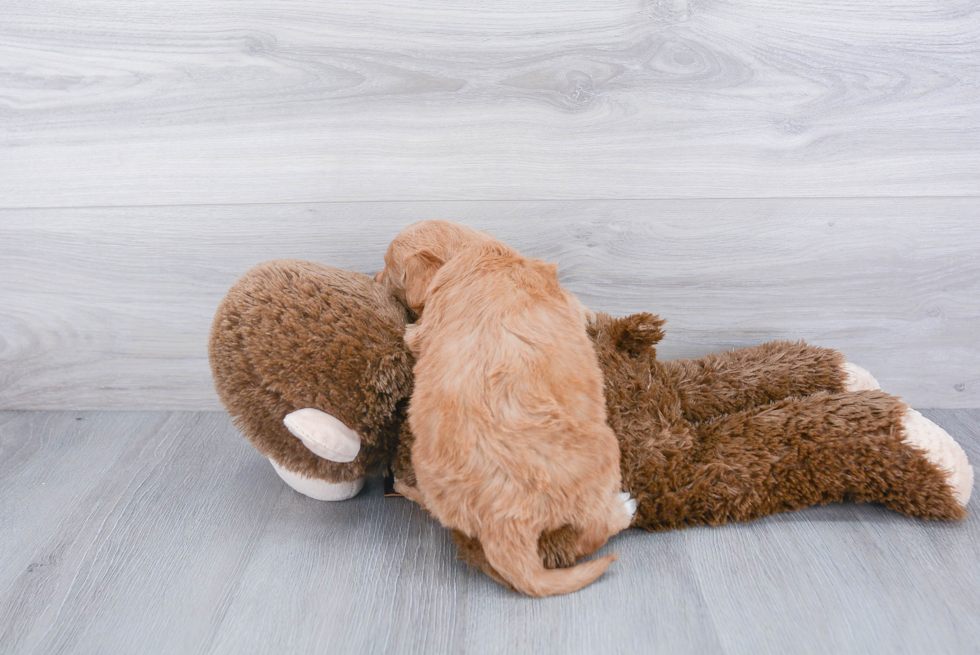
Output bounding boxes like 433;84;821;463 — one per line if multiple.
403;249;445;313
403;322;423;356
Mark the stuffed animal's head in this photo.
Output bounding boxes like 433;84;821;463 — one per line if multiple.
210;260;415;483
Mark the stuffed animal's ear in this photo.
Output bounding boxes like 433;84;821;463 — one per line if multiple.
403;249;445;313
615;312;666;356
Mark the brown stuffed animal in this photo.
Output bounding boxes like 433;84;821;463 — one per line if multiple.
209;259;973;589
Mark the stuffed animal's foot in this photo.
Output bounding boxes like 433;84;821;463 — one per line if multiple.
268;459;365;501
283;408;361;462
837;367;971;505
842;362;881;392
901;408;974;507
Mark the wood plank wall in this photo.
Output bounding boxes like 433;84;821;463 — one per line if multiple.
1;0;978;409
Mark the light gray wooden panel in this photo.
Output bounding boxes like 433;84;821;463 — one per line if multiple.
1;410;978;654
0;412;285;654
211;493;720;654
0;412;137;596
686;504;980;655
205;473;467;654
2;199;978;410
1;0;978;207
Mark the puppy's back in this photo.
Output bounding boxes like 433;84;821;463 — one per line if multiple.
414;249;605;426
410;247;614;509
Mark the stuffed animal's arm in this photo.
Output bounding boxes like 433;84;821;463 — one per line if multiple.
662;341;874;423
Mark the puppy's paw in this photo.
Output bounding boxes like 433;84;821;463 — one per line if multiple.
842;362;881;392
615;491;637;529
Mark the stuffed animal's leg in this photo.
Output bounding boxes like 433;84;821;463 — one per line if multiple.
630;391;971;531
663;341;855;422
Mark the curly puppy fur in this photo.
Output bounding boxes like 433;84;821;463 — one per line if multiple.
377;221;630;596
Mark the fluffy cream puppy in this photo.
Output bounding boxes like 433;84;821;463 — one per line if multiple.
377;220;634;597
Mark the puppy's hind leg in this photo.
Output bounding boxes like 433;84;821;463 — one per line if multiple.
481;519;616;597
615;492;638;529
573;490;636;559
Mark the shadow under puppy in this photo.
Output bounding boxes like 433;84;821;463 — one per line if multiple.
376;220;635;597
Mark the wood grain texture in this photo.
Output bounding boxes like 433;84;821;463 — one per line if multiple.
1;0;979;207
1;199;978;410
0;412;285;654
0;410;978;654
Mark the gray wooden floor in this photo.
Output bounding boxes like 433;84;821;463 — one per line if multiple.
2;409;978;654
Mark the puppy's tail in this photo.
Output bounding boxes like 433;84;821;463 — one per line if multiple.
480;521;615;597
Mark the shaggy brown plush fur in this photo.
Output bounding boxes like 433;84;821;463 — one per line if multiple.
209;260;413;482
210;260;966;588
